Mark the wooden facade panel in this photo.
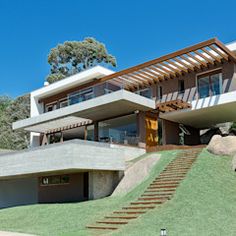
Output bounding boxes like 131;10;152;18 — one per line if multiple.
145;113;158;148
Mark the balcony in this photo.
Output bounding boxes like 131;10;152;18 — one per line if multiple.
44;79;154;113
13;89;155;131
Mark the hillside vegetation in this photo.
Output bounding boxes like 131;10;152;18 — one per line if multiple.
0;149;235;236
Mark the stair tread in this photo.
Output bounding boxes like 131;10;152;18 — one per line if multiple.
113;211;146;214
86;225;118;230
97;221;128;224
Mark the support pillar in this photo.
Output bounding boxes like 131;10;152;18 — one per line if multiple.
94;121;99;142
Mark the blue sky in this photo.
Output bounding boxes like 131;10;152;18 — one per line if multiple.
1;0;236;97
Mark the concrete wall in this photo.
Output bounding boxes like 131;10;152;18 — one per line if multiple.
89;170;121;200
0;177;38;209
152;61;236;103
0;140;125;179
110;144;145;161
38;173;86;203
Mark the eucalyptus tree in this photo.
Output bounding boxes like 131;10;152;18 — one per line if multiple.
46;37;116;83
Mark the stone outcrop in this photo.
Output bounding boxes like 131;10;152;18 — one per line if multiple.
112;154;160;196
207;135;236;156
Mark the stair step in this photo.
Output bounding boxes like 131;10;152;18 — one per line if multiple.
148;185;178;189
151;181;180;185
156;176;184;180
105;216;138;219
164;168;190;171
86;225;118;230
131;201;163;205
141;193;172;197
123;206;156;209
113;211;146;214
97;220;128;225
158;175;186;179
145;189;175;193
138;197;170;201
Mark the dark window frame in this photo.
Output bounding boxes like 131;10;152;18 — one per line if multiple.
40;175;70;186
197;70;222;98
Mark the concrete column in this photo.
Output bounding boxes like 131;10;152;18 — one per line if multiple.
94;121;99;142
137;112;146;148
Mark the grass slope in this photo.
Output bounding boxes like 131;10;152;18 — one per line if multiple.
0;150;177;236
110;149;236;236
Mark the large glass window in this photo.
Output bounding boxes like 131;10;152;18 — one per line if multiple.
99;114;138;145
197;71;222;99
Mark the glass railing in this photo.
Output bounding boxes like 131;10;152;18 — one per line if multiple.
44;79;155;113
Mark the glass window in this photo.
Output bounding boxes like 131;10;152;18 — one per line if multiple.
178;80;185;94
136;88;152;98
198;76;210;98
211;74;221;96
198;72;222;99
99;114;138;145
41;175;70;186
45;103;57;112
60;99;68;108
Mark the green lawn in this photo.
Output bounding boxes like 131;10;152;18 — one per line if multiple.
0;149;236;236
0;150;177;236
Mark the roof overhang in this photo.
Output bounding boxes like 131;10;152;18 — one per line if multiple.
31;65;115;100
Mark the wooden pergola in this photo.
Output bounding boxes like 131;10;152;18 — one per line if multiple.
91;38;236;90
156;99;191;113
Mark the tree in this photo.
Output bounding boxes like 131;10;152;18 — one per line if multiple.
0;96;12;113
0;94;30;150
46;37;116;83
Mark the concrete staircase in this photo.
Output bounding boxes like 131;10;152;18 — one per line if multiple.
86;148;202;233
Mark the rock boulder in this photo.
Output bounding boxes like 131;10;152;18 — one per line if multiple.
207;135;236;156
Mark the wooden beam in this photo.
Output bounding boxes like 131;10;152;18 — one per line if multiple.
179;55;201;69
156;99;191;113
151;65;172;79
194;50;214;65
123;74;150;87
201;47;222;63
137;70;160;83
214;39;236;63
155;64;177;78
159;62;179;76
171;58;192;72
208;45;229;61
166;60;188;75
142;68;165;82
186;53;207;67
162;61;184;75
133;72;155;84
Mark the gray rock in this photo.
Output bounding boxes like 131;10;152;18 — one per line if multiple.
207;135;236;156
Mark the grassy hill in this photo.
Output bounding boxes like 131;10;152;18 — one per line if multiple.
0;149;236;236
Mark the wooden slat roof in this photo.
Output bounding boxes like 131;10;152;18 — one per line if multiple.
97;38;236;90
156;99;191;113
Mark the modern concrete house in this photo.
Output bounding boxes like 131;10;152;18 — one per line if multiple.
1;37;236;208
